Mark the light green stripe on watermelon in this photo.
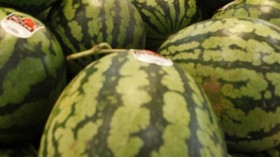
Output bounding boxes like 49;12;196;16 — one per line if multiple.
38;50;227;157
212;0;280;27
1;58;45;105
158;17;280;152
0;37;16;69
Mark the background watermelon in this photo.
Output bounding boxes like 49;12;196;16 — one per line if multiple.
46;0;146;78
158;17;280;152
130;0;201;51
38;49;228;157
0;7;67;145
212;0;280;27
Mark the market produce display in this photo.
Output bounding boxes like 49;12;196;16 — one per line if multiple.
0;0;279;156
39;49;227;157
158;17;280;152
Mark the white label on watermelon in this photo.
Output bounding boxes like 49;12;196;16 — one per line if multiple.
0;13;44;38
130;49;173;67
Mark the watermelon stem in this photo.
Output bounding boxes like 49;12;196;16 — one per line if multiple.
66;43;125;61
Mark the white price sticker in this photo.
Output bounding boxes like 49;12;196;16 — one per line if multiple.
0;13;44;38
131;49;173;67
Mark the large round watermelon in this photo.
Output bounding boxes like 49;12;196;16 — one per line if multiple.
158;17;280;152
38;49;227;157
47;0;146;77
0;7;67;145
130;0;201;51
212;0;280;27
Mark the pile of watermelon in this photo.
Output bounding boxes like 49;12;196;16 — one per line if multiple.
0;0;280;156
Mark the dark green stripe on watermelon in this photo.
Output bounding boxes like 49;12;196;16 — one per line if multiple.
212;0;280;27
130;0;201;51
39;50;227;157
0;8;67;145
158;17;280;152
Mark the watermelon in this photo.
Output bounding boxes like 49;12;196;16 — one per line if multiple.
38;48;227;157
212;0;280;27
0;7;67;145
0;0;58;14
130;0;201;51
158;17;280;152
47;0;146;77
